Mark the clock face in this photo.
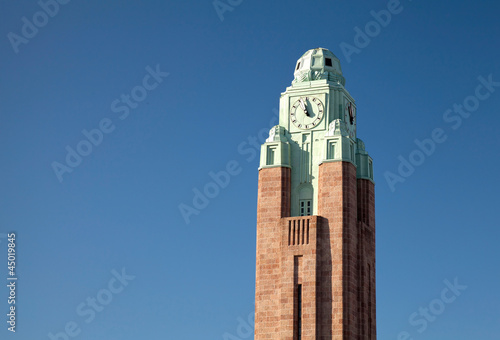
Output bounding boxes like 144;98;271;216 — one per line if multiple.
344;101;356;138
290;96;324;130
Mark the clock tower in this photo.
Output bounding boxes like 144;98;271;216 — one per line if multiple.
255;48;376;339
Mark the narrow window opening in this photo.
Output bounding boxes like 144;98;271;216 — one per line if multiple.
299;200;312;216
301;220;305;245
306;219;310;244
297;284;302;340
266;146;276;165
328;142;335;160
294;256;303;339
296;221;301;244
296;62;301;70
288;222;291;246
368;264;372;338
325;58;333;67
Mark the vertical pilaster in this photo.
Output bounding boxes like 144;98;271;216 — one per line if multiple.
255;166;291;340
317;161;359;339
357;179;376;339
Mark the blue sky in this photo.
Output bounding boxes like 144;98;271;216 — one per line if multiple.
1;0;500;339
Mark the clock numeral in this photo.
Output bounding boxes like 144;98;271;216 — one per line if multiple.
298;124;302;128
292;119;297;123
312;98;316;102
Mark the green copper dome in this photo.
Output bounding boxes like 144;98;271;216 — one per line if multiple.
293;48;345;86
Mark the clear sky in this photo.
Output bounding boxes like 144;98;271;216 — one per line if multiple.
1;0;500;339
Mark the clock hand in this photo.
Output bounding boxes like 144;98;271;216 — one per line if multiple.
299;98;310;117
348;103;354;124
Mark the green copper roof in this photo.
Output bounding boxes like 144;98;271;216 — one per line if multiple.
293;48;345;85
